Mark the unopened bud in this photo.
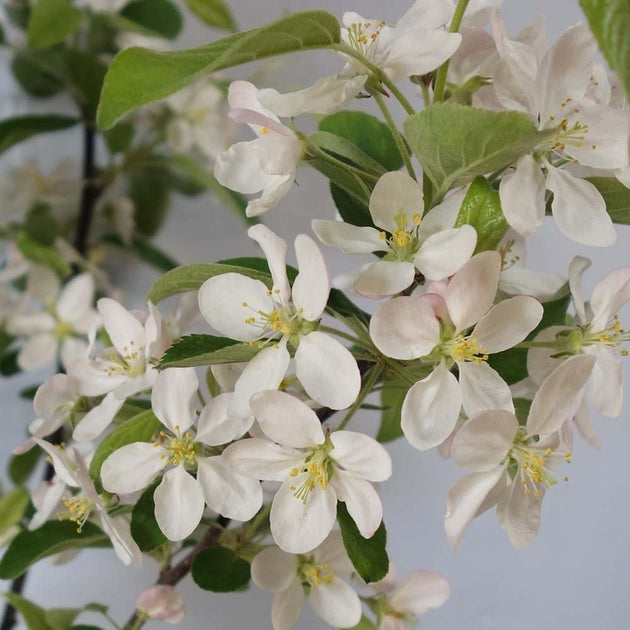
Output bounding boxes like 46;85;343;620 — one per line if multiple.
136;585;184;624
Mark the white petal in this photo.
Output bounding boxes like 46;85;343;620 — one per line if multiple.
496;479;543;548
214;140;277;194
99;514;142;568
72;391;124;442
222;438;303;481
451;410;519;471
17;334;58;370
414;225;477;281
499;267;566;302
198;273;274;341
309;577;361;628
330;470;382;539
295;332;361;410
34;373;78;420
569;255;592;322
590;266;630;332
546;165;616;247
445;252;501;331
444;468;505;549
526;325;566;385
499;155;546;236
7;311;55;336
369;171;423;233
248;224;291;305
56;273;94;327
32;438;78;487
354;261;416;299
585;345;623;417
401;363;462;451
151;368;198;434
330;431;392;482
458;362;515;419
251;547;298;593
154;466;205;541
574;400;601;449
197;456;263;521
270;479;337;554
369;295;440;360
388;571;451;616
246;172;295;218
311;219;387;254
196;393;253;445
526;354;596;436
271;580;304;630
292;234;329;321
101;442;165;494
473;296;543;353
98;298;147;359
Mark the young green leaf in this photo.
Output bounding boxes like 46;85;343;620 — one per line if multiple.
184;0;236;32
45;608;80;630
103;121;134;154
308;131;387;176
586;177;630;225
9;447;42;485
16;232;72;278
329;184;372;227
0;488;30;536
404;103;551;202
11;49;65;98
62;49;108;120
0;593;53;630
309;158;371;204
130;481;167;551
28;0;82;49
120;0;183;40
337;502;388;583
191;546;251;592
129;167;171;237
159;334;260;368
97;10;340;129
377;383;407;443
0;115;78;156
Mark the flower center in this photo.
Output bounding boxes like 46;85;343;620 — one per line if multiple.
583;316;630;356
381;212;422;262
97;341;147;379
55;320;74;340
288;441;335;504
538;102;593;164
298;560;336;588
439;331;489;365
59;495;94;532
345;19;386;59
155;428;197;468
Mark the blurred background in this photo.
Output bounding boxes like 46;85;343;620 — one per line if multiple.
1;0;629;628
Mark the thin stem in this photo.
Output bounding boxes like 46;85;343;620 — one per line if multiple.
318;325;372;350
336;363;384;431
373;92;416;180
307;142;380;183
74;125;100;257
517;341;562;349
432;0;471;103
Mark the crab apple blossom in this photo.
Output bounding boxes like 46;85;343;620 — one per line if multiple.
251;532;361;630
223;390;392;554
312;171;477;298
370;251;543;450
136;586;185;624
445;354;596;548
198;224;360;410
101;368;262;541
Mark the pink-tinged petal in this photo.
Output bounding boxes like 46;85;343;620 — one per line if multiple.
214;140;280;194
389;571;450;616
380;616;406;630
230;108;291;137
196;456;262;521
546;165;616;247
354;261;416;299
101;442;166;494
270;479;337;554
369;171;424;233
251;547;298;593
17;334;58;370
526;326;566;385
99;514;143;568
248;225;290;305
198;273;274;341
451;410;519;472
309;577;361;628
136;585;184;622
57;273;94;327
222;438;303;481
458;362;515;419
415;225;477;281
151;368;198;434
499;155;546;236
98;298;147;358
496;480;543;548
330;470;382;539
228;343;290;420
590;266;630;332
250;390;324;448
444;468;505;549
526;354;596;436
196;393;252;446
311;219;388;254
568;256;591;325
585;345;623;417
330;431;392;482
574;400;601;449
401;364;462;451
7;311;55;336
228;80;279;122
154;466;205;541
295;332;361;410
272;580;304;630
473;296;543;353
369;296;440;360
72;391;124;442
292;234;329;320
445;252;501;331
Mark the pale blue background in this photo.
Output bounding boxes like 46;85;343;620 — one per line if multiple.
2;1;629;628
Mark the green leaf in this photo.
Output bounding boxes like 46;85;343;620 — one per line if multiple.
27;0;82;49
0;350;20;376
6;2;31;30
72;626;105;630
9;447;42;485
329;184;371;228
16;232;72;278
130;481;166;551
319;111;403;171
580;0;630;98
308;131;387;176
342;617;378;630
103;121;134;154
129;167;171;237
23;204;60;246
454;176;509;253
0;593;53;630
0;522;110;579
184;0;236;32
63;49;108;120
11;49;65;97
103;234;178;272
120;0;183;40
97;10;340;129
377;383;407;443
0;115;78;156
191;546;251;592
88;410;161;487
159;334;260;368
337;502;388;583
309;158;371;205
586;177;630;224
0;488;30;536
404;103;551;202
45;608;80;630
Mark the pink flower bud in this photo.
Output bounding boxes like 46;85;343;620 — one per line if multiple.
136;585;184;624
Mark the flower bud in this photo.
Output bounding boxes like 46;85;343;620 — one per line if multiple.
136;585;184;624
